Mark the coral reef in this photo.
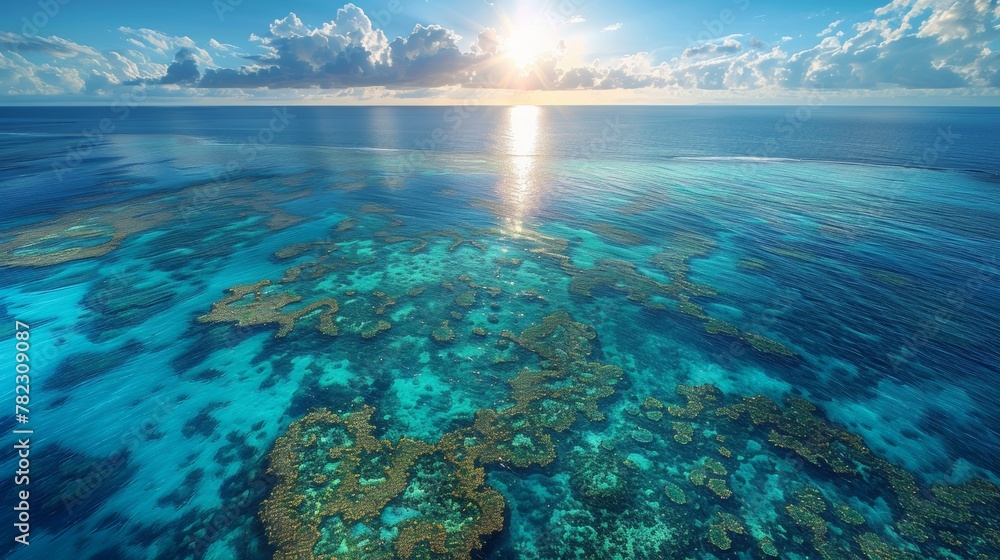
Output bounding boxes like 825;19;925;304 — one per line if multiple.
666;384;718;419
650;385;1000;560
704;318;740;336
551;229;800;358
261;312;623;559
706;478;732;499
835;504;866;525
742;331;797;357
360;203;395;213
80;275;178;342
197;281;339;338
566;259;672;310
359;319;392;339
190;212;991;560
855;533;915;560
1;176;307;267
630;428;655;444
0;204;170;267
274;242;336;260
334;217;357;232
707;511;745;551
671;422;694;444
494;257;523;268
260;406;503;560
431;321;456;342
423;229;488;252
642;397;664;410
587;222;649;246
569;446;632;510
663;481;687;505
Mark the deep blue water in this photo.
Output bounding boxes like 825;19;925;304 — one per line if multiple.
0;106;998;559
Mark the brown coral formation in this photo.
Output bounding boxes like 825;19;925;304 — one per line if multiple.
260;312;623;560
707;511;745;551
0;209;169;267
547;230;799;357
667;384;719;419
587;222;649;245
197;281;339;338
700;388;1000;559
431;321;456;342
1;176;308;268
360;203;396;213
742;331;797;357
494;257;523;268
359;319;392;339
672;422;694;444
260;406;502;560
334;217;358;232
274;242;336;260
423;229;488;252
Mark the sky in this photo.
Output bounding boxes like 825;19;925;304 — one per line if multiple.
0;0;998;104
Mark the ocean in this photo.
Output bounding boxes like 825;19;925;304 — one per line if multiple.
0;105;998;559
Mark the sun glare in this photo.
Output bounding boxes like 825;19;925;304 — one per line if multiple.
505;25;549;69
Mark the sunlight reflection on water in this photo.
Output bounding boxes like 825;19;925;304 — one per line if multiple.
500;105;541;232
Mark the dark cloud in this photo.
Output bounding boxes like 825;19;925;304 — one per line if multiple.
160;47;200;85
386;25;471;86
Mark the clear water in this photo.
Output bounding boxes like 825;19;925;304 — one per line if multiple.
0;106;997;559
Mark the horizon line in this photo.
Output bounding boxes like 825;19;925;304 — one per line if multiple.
2;102;1000;108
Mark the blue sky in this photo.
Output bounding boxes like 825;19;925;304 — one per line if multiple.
1;0;998;104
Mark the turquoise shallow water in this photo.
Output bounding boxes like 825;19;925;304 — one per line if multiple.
0;106;998;559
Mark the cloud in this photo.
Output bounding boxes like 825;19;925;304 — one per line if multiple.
201;6;402;88
119;27;192;55
916;0;995;41
1;0;998;99
683;38;744;58
160;47;200;85
568;15;586;24
199;7;476;89
0;32;102;59
602;23;623;32
781;0;1000;89
818;19;843;37
0;31;173;94
473;28;500;55
118;26;214;68
557;66;598;88
386;25;467;86
208;39;246;56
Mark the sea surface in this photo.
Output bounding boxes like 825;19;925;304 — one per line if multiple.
0;105;998;559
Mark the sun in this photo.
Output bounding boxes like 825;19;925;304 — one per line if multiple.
505;24;551;69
